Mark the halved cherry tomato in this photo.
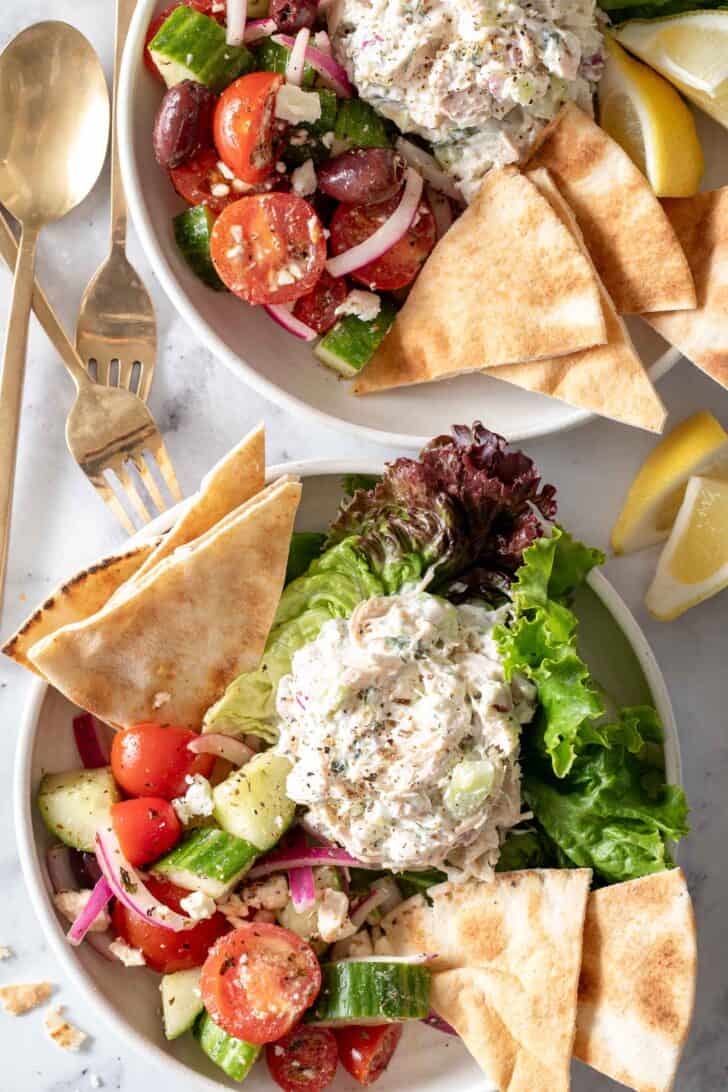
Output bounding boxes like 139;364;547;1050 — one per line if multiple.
112;877;229;973
266;1026;338;1091
201;924;322;1044
110;723;215;800
335;1025;403;1086
110;797;182;867
144;2;226;81
210;194;326;305
329;196;436;291
214;72;284;185
292;271;348;334
169;146;240;214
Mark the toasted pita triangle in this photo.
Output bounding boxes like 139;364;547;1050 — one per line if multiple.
378;870;592;1091
2;541;157;677
484;169;666;433
575;869;696;1092
29;477;301;730
528;104;695;314
353;167;607;395
644;188;728;391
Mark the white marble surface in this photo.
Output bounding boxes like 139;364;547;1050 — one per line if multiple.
1;2;727;1089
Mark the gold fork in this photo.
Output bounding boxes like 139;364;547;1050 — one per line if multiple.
0;214;181;535
76;0;157;402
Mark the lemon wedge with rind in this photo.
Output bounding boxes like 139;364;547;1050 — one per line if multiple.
598;35;704;196
611;411;728;554
616;12;728;131
646;475;728;620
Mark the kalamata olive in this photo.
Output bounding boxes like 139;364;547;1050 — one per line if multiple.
270;0;317;32
153;79;216;169
317;148;406;205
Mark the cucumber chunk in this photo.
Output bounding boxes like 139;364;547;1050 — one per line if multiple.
195;1012;260;1081
309;961;431;1025
152;827;258;898
38;767;121;853
334;99;392;149
161;968;204;1040
315;298;398;378
174;206;225;290
213;751;295;851
281;90;338;166
254;38;317;88
149;7;253;91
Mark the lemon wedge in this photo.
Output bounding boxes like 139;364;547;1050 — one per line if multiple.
616;12;728;131
611;412;728;554
646;475;728;620
598;35;704;196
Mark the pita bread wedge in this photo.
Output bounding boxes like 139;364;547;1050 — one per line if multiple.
354;167;607;395
2;541;157;676
29;477;301;730
575;869;696;1092
378;870;592;1091
644;188;728;391
528;104;695;314
484;169;666;433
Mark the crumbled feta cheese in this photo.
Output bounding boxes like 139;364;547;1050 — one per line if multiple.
0;982;53;1015
291;159;317;197
210;182;230;197
230;224;243;243
331;928;374;961
217;159;235;180
44;1005;87;1052
321;131;334;149
317;889;357;944
335;290;382;322
232;178;252;192
53;890;110;933
219;876;289;926
275;84;322;126
172;775;214;825
275;161;287;174
153;691;170;709
180;891;216;921
277;269;296;286
226;246;244;259
108;938;146;967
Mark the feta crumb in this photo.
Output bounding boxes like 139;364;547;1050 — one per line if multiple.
153;691;171;709
232;178;252;192
275;161;287;174
172;775;214;825
230;224;243;243
45;1005;87;1052
219;876;289;924
0;982;53;1015
277;269;296;286
210;182;230;197
53;890;110;933
317;889;357;944
217;159;235;180
275;84;322;126
291;159;317;197
180;891;216;921
108;938;146;967
321;131;334;149
335;290;382;323
226;246;244;259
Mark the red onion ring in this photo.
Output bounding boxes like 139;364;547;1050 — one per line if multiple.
326;168;423;278
264;304;317;342
188;733;254;766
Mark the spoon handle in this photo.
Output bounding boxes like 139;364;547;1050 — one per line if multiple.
110;0;137;250
0;222;39;617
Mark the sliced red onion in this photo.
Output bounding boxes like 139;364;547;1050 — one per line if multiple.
350;886;389;930
426;185;453;240
313;29;332;53
422;1012;458;1036
326;168;423;278
264;303;317;342
287;830;317;913
272;33;353;97
47;844;76;894
67;876;113;947
285;28;310;86
244;17;276;41
249;846;372;879
188;733;254;767
395;138;462;202
95;826;193;933
226;0;247;45
73;714;109;769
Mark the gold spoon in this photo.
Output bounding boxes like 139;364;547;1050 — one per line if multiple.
0;21;109;614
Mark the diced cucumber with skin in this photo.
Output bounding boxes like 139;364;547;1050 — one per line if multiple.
213;752;295;851
277;865;342;941
195;1012;261;1082
334;99;393;149
161;968;204;1040
150;7;253;92
152;827;258;898
315;298;398;378
254;38;317;87
174;206;225;291
37;767;121;853
309;962;431;1025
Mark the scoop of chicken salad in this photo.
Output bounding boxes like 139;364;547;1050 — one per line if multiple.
329;0;605;200
276;591;536;879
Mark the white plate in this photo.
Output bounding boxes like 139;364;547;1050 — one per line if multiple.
119;1;724;448
15;460;681;1091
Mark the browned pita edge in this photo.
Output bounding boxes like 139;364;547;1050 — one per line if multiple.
353;166;608;395
484;168;666;433
1;541;158;677
644;188;728;391
378;870;592;1091
527;103;696;315
28;477;301;731
574;869;697;1092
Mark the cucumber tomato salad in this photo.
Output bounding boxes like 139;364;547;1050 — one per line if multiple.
40;425;688;1089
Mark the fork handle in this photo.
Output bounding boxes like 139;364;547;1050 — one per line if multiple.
0;222;39;616
111;0;137;249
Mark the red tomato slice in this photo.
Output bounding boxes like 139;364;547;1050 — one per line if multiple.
210;194;326;305
169;146;241;215
214;72;284;185
201;924;322;1044
110;797;182;867
112;877;229;974
335;1025;403;1086
144;2;225;81
110;723;215;800
292;271;349;334
266;1026;338;1091
329;196;436;292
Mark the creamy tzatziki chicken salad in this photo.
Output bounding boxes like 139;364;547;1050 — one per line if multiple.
12;423;693;1092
